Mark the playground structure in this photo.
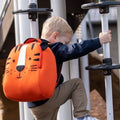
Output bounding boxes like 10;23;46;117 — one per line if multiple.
0;0;120;120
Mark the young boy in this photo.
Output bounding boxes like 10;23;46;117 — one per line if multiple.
28;16;112;120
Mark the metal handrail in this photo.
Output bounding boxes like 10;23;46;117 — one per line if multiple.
0;0;11;26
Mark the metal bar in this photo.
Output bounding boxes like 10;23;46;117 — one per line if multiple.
24;0;38;119
50;0;72;120
19;102;25;120
13;0;38;119
101;13;114;120
50;0;66;19
30;20;38;37
29;0;39;38
80;17;91;111
13;0;25;119
13;0;20;45
17;0;31;119
70;33;79;120
0;0;11;24
117;5;120;90
101;14;110;58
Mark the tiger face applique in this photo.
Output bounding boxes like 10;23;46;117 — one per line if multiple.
4;42;42;79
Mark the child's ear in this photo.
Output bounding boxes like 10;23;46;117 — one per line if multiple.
50;32;59;42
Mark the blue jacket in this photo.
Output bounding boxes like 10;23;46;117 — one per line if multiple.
28;37;101;108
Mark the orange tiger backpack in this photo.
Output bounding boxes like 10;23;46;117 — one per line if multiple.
2;38;57;102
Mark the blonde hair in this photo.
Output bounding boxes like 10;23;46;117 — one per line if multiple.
41;16;73;39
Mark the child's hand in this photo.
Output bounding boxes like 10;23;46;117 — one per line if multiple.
99;30;112;44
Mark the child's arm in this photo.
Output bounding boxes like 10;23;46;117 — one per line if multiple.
53;30;112;63
54;37;101;63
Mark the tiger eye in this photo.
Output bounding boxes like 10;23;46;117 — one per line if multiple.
13;59;15;62
29;57;31;60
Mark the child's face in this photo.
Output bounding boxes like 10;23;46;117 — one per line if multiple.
56;33;72;44
49;32;73;44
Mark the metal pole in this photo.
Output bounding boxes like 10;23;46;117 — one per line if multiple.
16;0;38;119
70;33;79;120
101;13;114;120
50;0;72;120
70;33;79;79
13;0;27;119
19;102;25;120
50;0;66;19
13;0;20;45
80;16;91;111
29;0;39;38
23;1;39;120
13;1;24;119
30;20;38;37
18;0;30;43
117;3;120;89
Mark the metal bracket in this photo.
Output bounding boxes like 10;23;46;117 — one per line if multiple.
86;58;120;75
81;1;120;14
13;3;53;21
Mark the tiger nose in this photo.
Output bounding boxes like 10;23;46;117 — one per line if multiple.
16;65;25;72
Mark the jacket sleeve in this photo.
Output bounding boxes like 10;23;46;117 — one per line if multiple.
53;37;101;63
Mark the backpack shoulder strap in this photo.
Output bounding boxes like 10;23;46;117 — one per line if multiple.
40;39;49;50
57;63;63;85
